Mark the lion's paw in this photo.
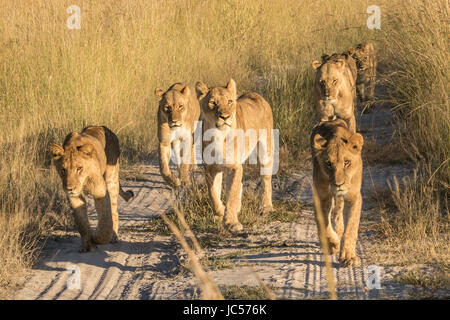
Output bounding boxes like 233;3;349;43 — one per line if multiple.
259;205;274;214
110;232;119;244
78;243;96;253
224;221;243;233
339;250;360;267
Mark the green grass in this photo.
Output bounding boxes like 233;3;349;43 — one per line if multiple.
221;285;274;300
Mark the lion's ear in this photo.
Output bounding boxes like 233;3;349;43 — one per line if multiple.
226;79;237;98
363;43;373;52
335;59;345;69
349;133;364;153
312;60;322;70
321;54;330;62
195;82;209;99
155;88;164;101
313;133;327;151
181;85;190;98
77;144;94;157
346;47;355;55
49;143;64;159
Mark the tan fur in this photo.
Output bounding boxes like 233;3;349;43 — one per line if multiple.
311;120;364;267
346;43;377;104
155;83;201;188
312;53;357;133
49;126;134;252
196;79;274;232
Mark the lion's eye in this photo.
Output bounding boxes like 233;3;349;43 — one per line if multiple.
326;161;332;168
344;160;350;167
320;80;326;87
61;168;67;175
77;167;83;173
332;79;337;85
227;100;233;105
179;105;184;110
164;106;171;113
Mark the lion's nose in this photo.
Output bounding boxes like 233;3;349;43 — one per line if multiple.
66;185;75;191
334;181;344;188
219;115;230;121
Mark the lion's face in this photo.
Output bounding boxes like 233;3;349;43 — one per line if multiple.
312;121;363;196
348;43;373;72
196;79;237;131
312;59;347;104
155;86;191;130
49;135;99;197
353;50;370;72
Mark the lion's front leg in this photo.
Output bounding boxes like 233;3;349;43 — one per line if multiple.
339;193;362;267
68;195;96;252
260;175;273;213
224;166;243;232
332;196;345;240
91;181;113;245
179;138;192;186
313;187;340;255
105;163;120;243
205;165;225;222
159;143;181;188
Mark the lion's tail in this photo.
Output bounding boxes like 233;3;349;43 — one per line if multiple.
119;184;134;202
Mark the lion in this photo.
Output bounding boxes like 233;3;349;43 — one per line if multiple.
346;43;377;104
311;119;364;267
49;126;134;252
195;79;274;232
312;53;357;133
155;83;201;188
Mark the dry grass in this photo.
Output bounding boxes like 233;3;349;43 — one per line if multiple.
395;267;450;291
369;0;450;271
380;0;449;191
376;172;450;268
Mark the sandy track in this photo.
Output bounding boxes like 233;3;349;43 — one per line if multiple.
15;100;416;300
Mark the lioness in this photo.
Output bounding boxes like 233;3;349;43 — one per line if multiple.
196;79;274;232
155;83;201;188
49;126;134;252
312;54;357;133
346;43;377;104
311;120;363;267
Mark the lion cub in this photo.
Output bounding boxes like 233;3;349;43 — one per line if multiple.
155;83;201;188
49;126;134;252
346;43;377;105
311;120;364;267
312;53;357;133
196;79;274;232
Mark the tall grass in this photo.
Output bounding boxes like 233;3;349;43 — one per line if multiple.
377;0;449;268
381;0;449;192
